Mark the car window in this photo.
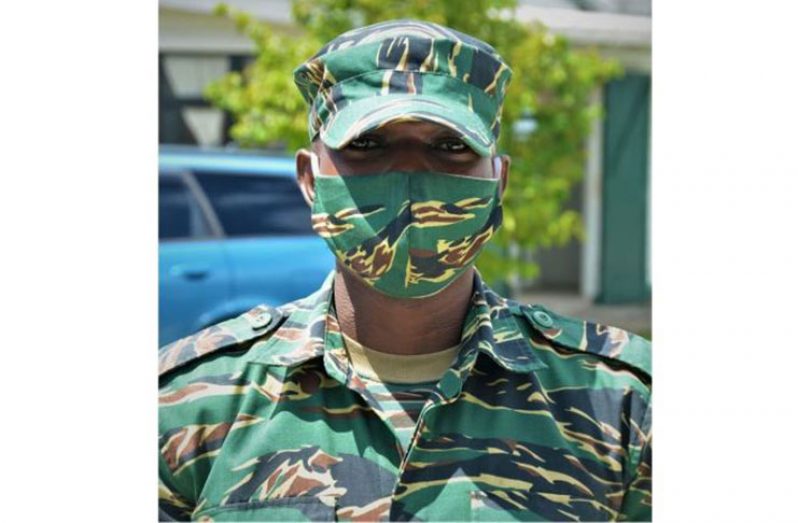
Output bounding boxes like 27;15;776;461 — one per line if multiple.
194;172;313;236
159;174;212;240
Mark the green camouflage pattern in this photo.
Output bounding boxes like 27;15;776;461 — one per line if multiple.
158;305;286;377
354;379;438;452
159;271;652;521
293;19;513;156
311;167;502;298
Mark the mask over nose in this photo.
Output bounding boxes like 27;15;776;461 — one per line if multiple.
308;152;503;299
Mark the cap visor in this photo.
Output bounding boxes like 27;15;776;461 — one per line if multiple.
319;94;495;157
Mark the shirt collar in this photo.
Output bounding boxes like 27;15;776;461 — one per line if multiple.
246;270;547;375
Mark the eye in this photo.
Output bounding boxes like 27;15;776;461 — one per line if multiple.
346;135;383;151
435;137;472;154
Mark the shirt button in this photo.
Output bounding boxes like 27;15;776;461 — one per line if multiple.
439;372;462;399
248;310;273;329
531;309;554;328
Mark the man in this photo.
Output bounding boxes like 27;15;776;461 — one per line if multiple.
159;20;651;522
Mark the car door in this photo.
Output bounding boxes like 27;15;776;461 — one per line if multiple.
159;171;232;346
193;170;335;312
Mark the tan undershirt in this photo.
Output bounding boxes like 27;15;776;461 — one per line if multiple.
341;333;460;384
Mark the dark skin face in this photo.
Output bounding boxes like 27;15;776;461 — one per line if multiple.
295;120;511;356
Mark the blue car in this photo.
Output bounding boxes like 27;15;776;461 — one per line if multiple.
159;146;335;346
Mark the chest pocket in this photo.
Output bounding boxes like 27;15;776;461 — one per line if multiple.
470;490;618;522
193;495;337;522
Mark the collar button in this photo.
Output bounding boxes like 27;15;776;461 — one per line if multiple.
439;372;462;399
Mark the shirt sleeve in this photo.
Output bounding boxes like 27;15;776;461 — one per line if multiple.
618;400;652;521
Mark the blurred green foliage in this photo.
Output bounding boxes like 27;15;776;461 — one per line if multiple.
205;0;621;289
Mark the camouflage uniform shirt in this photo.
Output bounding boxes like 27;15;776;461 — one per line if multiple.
158;272;652;521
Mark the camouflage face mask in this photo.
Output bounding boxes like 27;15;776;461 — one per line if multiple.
309;153;503;298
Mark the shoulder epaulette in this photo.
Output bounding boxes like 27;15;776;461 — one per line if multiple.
158;305;286;378
512;303;651;378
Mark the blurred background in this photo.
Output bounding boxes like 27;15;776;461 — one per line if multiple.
158;0;651;345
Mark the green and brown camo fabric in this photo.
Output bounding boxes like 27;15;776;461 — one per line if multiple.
293;20;513;156
159;272;652;521
311;170;502;299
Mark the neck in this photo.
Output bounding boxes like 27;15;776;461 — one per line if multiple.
333;263;475;356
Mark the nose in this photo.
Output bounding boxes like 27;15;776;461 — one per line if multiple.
383;143;435;173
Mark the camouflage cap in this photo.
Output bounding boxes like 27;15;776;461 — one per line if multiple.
293;19;513;157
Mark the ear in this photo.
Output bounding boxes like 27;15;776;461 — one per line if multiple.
495;154;511;200
295;148;316;207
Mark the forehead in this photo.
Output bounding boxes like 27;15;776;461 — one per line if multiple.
361;120;462;138
312;121;463;153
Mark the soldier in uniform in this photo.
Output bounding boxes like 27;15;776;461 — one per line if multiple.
159;20;651;522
